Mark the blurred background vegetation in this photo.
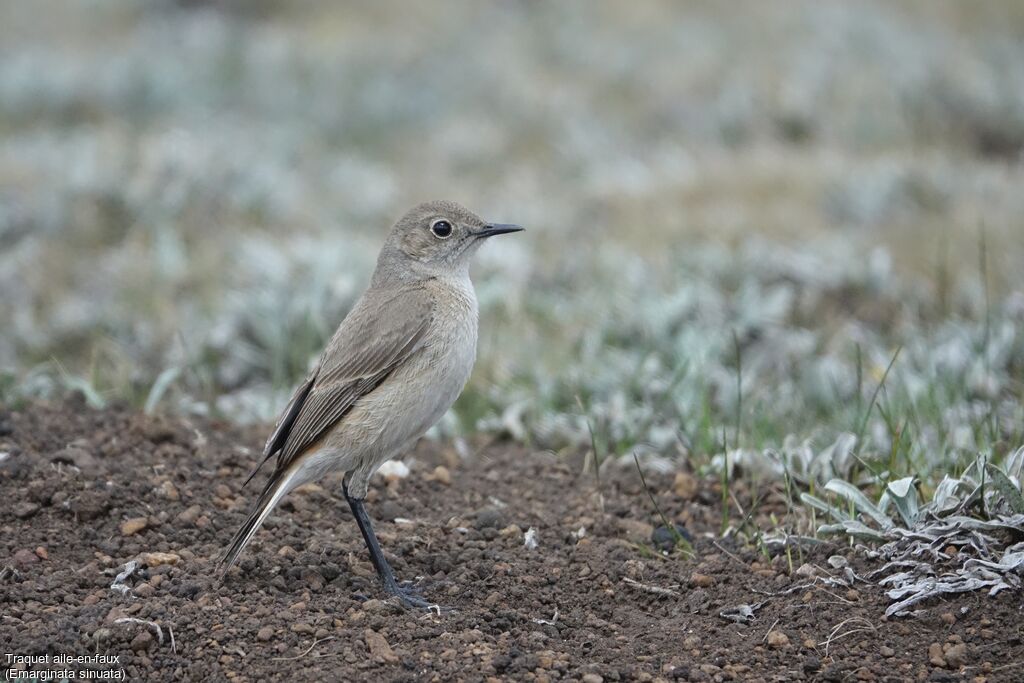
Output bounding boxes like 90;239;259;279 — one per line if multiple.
1;0;1022;494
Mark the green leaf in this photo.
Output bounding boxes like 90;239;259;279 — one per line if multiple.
839;519;889;542
799;492;850;522
885;477;920;527
986;464;1024;514
824;479;893;529
145;367;181;415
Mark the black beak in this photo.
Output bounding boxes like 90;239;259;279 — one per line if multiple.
473;223;524;238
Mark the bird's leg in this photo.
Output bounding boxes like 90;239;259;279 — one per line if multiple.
343;481;443;611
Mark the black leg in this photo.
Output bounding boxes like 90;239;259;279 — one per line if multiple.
343;482;444;611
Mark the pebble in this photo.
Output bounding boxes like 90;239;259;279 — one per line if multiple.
582;674;604;683
429;465;451;485
690;573;714;588
651;524;691;552
130;630;154;652
34;546;48;560
766;631;789;648
940;612;956;625
618;518;654;543
142;552;180;567
120;517;149;536
257;627;274;642
365;629;398;663
474;508;505;530
13;502;40;519
673;471;697;499
13;549;39;566
51;446;98;473
928;642;946;667
880;645;895;657
177;505;202;524
943;643;967;668
160;481;180;501
73;493;109;521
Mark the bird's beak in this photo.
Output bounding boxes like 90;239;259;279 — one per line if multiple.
473;223;524;238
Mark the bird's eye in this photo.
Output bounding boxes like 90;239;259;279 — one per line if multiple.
430;220;453;238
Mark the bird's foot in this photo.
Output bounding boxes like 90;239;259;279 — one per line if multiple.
384;580;453;614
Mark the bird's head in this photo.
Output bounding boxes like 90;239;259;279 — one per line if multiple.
376;200;522;281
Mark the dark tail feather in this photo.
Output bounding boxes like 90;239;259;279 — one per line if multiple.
217;466;299;575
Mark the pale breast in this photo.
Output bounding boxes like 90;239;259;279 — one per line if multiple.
328;276;479;459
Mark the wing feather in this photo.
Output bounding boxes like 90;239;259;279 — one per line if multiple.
255;286;434;480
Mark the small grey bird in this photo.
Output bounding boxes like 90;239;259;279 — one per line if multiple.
219;200;522;608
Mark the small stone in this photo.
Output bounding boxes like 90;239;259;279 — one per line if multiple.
846;589;860;602
133;584;155;598
299;569;325;591
880;646;895;657
215;484;232;499
940;612;956;626
176;505;202;524
13;502;40;519
291;623;314;634
766;631;789;648
803;656;821;672
130;630;154;652
474;508;505;530
618;518;654;543
51;446;98;473
365;629;398;663
142;552;180;567
160;481;179;501
428;465;451;485
652;524;692;552
673;471;698;499
73;493;110;521
690;573;714;588
120;517;149;536
498;524;522;538
582;674;604;683
257;627;274;642
944;643;967;668
34;546;48;560
929;642;947;668
362;599;386;613
12;549;39;567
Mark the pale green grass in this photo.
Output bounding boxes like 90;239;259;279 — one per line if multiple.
0;1;1022;530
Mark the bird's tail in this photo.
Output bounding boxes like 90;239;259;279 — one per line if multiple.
217;465;301;575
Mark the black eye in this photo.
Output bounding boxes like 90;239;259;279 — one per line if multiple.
431;220;453;238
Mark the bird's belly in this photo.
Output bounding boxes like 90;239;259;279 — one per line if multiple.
326;313;477;461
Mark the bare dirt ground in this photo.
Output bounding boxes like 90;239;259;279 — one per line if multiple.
2;398;1022;682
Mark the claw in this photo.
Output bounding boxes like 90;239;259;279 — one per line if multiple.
385;582;453;613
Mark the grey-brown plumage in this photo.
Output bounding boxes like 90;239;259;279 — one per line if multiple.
219;200;522;609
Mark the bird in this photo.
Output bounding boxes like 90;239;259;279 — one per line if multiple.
218;200;523;609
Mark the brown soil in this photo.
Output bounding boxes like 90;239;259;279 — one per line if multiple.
1;398;1022;682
